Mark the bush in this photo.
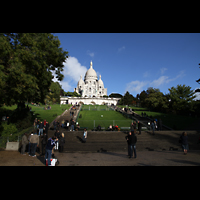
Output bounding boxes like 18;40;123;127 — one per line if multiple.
0;122;18;147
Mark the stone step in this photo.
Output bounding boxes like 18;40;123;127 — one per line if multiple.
47;129;200;152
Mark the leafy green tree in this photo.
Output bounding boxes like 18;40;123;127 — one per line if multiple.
49;82;62;103
64;91;81;97
0;33;68;106
139;90;148;107
122;91;135;105
168;84;196;114
145;89;168;112
109;93;123;98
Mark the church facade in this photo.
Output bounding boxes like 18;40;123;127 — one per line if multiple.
60;61;120;105
74;61;107;97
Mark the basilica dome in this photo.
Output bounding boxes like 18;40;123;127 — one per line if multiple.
98;75;104;87
84;61;98;81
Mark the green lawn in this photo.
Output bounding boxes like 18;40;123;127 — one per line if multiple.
118;105;200;130
77;105;133;130
2;104;71;124
30;104;72;123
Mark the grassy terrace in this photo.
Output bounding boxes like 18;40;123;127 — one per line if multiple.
1;104;72;124
77;105;133;130
117;105;200;130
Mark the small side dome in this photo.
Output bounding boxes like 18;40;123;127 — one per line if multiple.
98;75;104;87
78;75;84;86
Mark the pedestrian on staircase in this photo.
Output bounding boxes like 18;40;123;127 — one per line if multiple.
70;119;75;131
59;133;65;152
125;131;137;159
21;133;28;155
82;129;87;143
180;132;189;155
151;121;155;135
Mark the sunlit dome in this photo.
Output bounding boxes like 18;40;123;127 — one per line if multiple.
84;61;97;81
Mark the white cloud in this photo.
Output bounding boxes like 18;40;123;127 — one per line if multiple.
51;70;59;83
160;67;168;75
126;70;186;95
86;50;95;57
126;80;148;94
57;57;88;92
150;70;186;87
150;76;169;87
60;81;72;91
194;89;200;100
118;46;125;52
63;57;87;82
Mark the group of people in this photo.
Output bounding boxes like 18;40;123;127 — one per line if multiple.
53;118;79;132
149;118;163;135
33;118;49;136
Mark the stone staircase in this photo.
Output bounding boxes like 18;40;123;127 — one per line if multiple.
48;129;200;152
47;107;200;152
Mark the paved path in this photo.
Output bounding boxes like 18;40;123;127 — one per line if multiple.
0;149;200;166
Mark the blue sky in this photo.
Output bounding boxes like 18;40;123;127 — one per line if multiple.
53;33;200;99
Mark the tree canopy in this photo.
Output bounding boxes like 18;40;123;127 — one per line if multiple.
0;33;68;106
168;84;195;114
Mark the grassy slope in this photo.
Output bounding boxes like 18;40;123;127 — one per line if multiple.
118;105;200;130
77;105;133;129
2;104;71;124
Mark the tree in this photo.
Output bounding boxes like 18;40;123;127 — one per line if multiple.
64;91;81;97
0;33;68;106
45;81;62;104
139;90;148;107
145;89;168;112
168;84;196;114
109;93;123;98
122;91;135;105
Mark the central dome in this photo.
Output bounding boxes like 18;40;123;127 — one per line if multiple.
84;61;97;81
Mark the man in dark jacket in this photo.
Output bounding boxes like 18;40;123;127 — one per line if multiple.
126;131;137;158
38;121;44;136
45;136;58;166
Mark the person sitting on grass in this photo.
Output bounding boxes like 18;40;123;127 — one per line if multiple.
115;124;120;131
97;124;101;131
108;124;113;131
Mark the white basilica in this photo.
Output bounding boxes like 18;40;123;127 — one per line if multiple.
74;61;107;97
60;61;120;105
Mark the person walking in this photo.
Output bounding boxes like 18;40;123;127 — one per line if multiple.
59;133;65;152
130;122;135;132
126;131;137;159
70;119;75;131
151;121;155;135
82;129;87;143
38;121;44;136
21;133;28;155
45;136;58;166
180;132;189;155
29;133;39;157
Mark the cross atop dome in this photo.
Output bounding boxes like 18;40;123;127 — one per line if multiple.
90;60;93;68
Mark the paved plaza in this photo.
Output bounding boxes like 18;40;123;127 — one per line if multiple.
0;149;200;166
